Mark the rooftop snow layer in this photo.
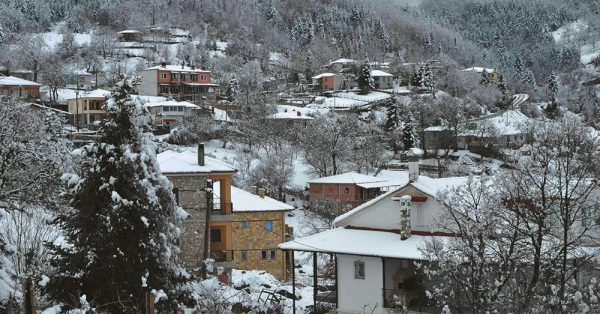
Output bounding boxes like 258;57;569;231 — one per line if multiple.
66;89;110;100
462;67;496;73
213;184;293;212
145;64;210;73
0;76;41;86
370;70;394;77
462;110;531;136
308;171;387;185
157;150;237;174
144;100;198;108
279;227;445;260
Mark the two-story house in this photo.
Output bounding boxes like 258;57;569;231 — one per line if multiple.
0;76;42;99
144;100;199;129
371;70;394;90
157;146;293;281
280;154;469;313
66;89;110;128
138;63;219;103
311;73;344;91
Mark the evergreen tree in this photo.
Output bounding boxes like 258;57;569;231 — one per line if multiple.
357;63;373;95
421;64;434;91
385;98;398;132
402;112;420;150
226;77;239;102
410;69;422;89
548;71;559;104
480;71;490;85
497;74;507;101
44;76;192;312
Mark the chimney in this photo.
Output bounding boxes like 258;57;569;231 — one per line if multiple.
393;195;412;240
160;62;167;67
198;143;205;166
296;111;301;117
258;188;266;199
250;186;257;195
406;148;423;182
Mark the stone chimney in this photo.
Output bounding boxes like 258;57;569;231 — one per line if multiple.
258;188;266;199
198;143;205;166
250;186;257;195
393;195;412;240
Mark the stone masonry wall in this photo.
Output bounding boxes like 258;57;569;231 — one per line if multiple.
167;175;208;271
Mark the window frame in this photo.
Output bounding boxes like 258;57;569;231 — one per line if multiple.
241;221;248;229
261;250;268;260
265;220;273;232
241;250;248;261
270;250;276;260
354;260;365;279
210;228;222;243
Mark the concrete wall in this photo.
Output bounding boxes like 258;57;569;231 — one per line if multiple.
337;185;444;233
167;174;209;271
138;70;159;96
337;254;384;314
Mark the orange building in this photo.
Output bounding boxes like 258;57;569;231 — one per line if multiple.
138;63;219;103
311;73;343;91
0;76;41;99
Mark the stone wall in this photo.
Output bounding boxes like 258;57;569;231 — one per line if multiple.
167;174;209;271
231;211;287;280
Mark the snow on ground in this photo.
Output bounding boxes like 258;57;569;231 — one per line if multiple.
551;19;600;64
334;90;391;102
307;96;367;109
551;20;589;43
42;32;92;50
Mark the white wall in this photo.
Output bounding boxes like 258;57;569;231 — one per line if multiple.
337;254;385;314
338;185;443;233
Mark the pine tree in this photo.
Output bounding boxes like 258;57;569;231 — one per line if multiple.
402;112;420;150
548;71;559;104
44;76;193;312
410;69;422;89
385;98;398;132
421;64;434;91
497;74;507;101
357;63;373;95
226;77;239;102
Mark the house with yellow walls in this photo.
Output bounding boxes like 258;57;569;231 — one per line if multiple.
157;145;293;281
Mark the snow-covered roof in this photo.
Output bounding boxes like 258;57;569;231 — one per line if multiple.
170;28;190;36
213;184;293;212
157;150;237;174
66;89;110;100
312;73;339;79
462;67;496;74
333;175;468;226
269;111;314;120
118;29;142;34
461;110;531;136
133;95;168;103
424;125;450;132
279;227;445;260
0;76;41;86
328;58;357;65
308;172;387;185
370;70;394;77
145;100;198;108
145;64;210;73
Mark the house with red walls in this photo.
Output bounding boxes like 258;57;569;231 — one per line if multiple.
311;73;343;91
138;63;219;103
0;76;41;99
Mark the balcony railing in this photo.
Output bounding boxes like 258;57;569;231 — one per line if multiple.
209;202;233;215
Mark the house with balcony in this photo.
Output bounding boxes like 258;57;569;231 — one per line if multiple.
138;63;219;103
66;89;110;128
144;100;199;129
280;155;469;313
308;172;404;212
157;145;293;281
0;75;42;99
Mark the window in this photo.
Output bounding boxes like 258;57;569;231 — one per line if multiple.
160;73;167;79
171;73;178;80
354;260;365;279
270;250;276;259
159;85;169;94
416;203;424;226
345;187;349;194
181;74;187;81
173;188;180;205
261;250;268;260
210;228;221;243
190;74;197;81
265;220;273;232
241;221;248;229
241;250;248;261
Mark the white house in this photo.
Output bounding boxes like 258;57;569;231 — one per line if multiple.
279;156;468;313
371;70;394;89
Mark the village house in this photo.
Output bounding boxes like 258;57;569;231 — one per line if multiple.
308;172;404;212
462;66;500;83
371;70;394;89
280;153;468;313
311;73;344;91
144;100;199;129
457;110;530;154
117;29;143;42
66;89;110;128
65;69;94;90
138;63;219;103
324;58;358;72
423;125;454;150
157;146;293;281
0;75;42;99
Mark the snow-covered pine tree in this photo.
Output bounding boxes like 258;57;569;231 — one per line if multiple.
402;112;420;150
497;74;507;101
421;64;434;91
226;77;238;102
385;98;398;133
357;63;373;95
44;76;193;312
548;71;558;104
480;71;490;85
410;69;421;89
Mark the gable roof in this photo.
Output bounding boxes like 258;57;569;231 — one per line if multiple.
157;150;237;174
371;70;394;77
145;64;210;73
333;175;469;226
0;76;41;86
213;184;293;212
312;72;339;79
308;171;386;185
462;67;496;74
